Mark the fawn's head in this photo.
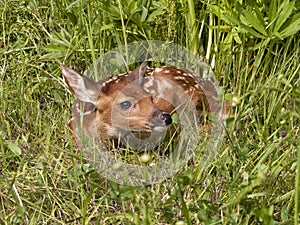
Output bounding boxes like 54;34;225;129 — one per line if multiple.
61;62;172;142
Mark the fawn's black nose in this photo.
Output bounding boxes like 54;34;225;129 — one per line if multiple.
151;110;173;127
159;112;172;125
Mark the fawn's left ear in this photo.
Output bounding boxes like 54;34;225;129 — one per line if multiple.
61;65;100;104
125;61;148;85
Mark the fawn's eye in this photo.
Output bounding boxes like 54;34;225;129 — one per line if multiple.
119;101;132;110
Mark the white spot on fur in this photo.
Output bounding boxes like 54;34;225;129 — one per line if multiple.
154;68;163;73
75;103;81;113
187;73;195;78
174;76;184;80
117;72;128;77
188;87;195;92
144;78;154;89
145;69;154;76
149;90;156;96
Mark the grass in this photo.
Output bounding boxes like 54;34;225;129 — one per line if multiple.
0;0;299;224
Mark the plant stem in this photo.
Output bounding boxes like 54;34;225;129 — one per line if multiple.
187;0;197;54
295;144;300;224
117;0;129;71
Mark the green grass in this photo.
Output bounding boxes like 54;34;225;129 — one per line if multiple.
0;0;299;224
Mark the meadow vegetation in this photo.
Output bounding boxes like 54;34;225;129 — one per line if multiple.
0;0;299;224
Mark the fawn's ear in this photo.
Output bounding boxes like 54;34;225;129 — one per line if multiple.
126;61;148;85
61;65;100;104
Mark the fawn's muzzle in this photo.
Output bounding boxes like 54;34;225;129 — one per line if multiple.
150;110;172;132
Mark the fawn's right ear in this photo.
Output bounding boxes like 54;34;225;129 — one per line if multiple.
61;65;100;104
125;61;148;85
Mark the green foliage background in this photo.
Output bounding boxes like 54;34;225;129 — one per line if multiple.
0;0;299;224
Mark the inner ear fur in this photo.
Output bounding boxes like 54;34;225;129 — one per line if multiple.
125;61;148;85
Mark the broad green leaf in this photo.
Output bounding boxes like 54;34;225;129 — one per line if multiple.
278;14;300;38
254;6;266;31
241;8;267;36
268;0;277;23
239;23;266;38
0;125;6;140
147;8;165;22
273;0;295;33
128;0;138;15
40;51;66;60
140;5;148;23
66;12;77;26
223;13;241;25
100;5;121;20
49;35;71;48
6;141;22;156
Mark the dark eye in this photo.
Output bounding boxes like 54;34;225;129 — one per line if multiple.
119;101;132;110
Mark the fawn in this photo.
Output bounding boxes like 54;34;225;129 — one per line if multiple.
61;62;228;149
